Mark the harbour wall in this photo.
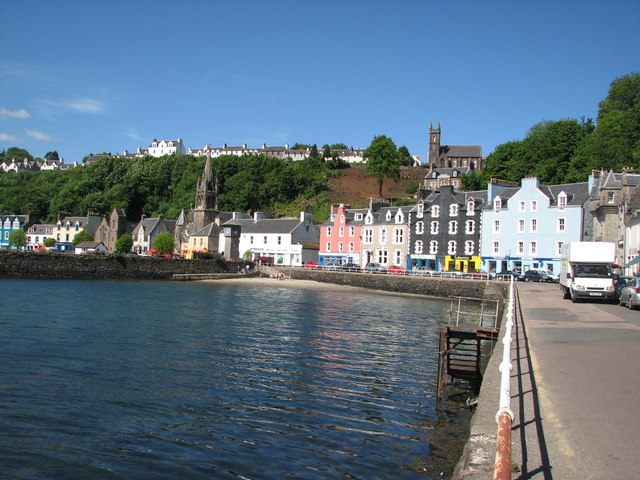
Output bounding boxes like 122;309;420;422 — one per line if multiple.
0;251;244;280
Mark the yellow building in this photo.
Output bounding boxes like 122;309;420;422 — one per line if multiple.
52;214;101;251
444;255;482;272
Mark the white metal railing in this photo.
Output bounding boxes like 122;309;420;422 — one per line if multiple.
494;276;516;479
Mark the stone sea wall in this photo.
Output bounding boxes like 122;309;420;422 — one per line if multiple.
282;267;508;303
0;251;243;280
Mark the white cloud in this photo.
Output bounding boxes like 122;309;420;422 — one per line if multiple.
0;133;19;142
26;129;52;141
42;97;105;115
65;98;104;114
125;127;145;142
0;107;30;119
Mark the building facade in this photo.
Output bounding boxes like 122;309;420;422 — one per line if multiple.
409;185;487;272
480;177;589;275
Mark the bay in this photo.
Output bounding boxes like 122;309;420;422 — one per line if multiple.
0;278;470;479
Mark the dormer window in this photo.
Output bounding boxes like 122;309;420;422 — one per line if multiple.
395;211;403;224
365;213;374;225
417;203;424;218
355;213;363;221
450;204;458;217
558;192;567;211
386;211;392;221
467;199;475;216
493;198;502;212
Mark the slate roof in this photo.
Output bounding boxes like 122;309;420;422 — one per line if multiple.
132;217;176;235
58;215;102;234
240;218;302;234
440;145;482;157
541;182;589;206
191;222;221;237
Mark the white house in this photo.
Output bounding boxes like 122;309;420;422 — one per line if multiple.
139;138;185;157
131;216;176;255
25;224;55;251
74;241;108;255
221;212;320;266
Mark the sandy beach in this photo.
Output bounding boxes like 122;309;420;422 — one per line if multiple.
200;274;368;292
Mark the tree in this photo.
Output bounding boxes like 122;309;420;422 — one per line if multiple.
5;147;32;162
398;146;414;166
8;230;26;249
152;231;174;254
72;229;94;246
364;135;402;197
114;233;133;254
44;237;56;248
44;151;59;161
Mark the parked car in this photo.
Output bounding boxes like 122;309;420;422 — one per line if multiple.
387;266;409;275
520;270;554;282
618;277;640;309
440;270;464;278
339;263;361;272
304;261;321;269
466;270;492;280
495;270;520;280
528;268;559;282
413;266;439;276
615;276;633;300
363;262;387;273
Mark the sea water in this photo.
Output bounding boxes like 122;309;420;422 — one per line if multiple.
0;278;471;479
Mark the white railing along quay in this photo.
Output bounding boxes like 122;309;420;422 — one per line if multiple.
494;276;516;479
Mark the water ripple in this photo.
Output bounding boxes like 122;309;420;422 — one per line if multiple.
0;279;468;479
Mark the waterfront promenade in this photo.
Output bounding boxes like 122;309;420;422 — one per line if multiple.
456;281;640;479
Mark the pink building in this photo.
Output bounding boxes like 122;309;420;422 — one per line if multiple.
318;204;365;266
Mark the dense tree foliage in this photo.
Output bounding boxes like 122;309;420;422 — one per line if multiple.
152;232;174;254
8;230;26;248
466;72;640;189
72;229;94;246
114;233;133;254
364;135;402;196
0;152;329;223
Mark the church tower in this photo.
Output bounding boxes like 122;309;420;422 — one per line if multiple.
192;154;219;231
429;122;442;168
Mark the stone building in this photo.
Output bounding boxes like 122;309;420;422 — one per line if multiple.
94;208;136;253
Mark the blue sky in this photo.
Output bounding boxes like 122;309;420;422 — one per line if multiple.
1;0;638;164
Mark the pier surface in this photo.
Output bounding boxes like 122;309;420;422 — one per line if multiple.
455;281;640;479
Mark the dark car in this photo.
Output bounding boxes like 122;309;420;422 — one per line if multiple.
339;263;361;272
496;270;520;280
520;270;554;282
614;276;633;300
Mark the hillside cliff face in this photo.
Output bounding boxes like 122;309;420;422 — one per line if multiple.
327;166;425;206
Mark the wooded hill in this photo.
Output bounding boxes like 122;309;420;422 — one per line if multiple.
0;72;638;224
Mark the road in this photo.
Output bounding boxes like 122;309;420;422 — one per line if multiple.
514;281;640;479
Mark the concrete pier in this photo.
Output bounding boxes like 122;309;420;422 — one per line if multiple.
454;281;640;479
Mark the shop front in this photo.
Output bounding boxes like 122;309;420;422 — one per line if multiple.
444;255;482;272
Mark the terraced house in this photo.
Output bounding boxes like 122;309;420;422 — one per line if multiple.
52;214;101;251
409;185;488;272
319;203;367;266
480;176;590;275
360;204;413;269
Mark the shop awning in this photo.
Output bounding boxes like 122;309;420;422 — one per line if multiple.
624;256;640;267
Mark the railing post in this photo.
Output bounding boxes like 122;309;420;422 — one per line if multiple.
494;276;515;479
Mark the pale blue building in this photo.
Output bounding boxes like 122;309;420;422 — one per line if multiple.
480;177;589;275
